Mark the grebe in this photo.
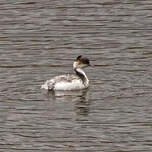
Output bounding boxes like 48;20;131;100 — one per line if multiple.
41;55;91;91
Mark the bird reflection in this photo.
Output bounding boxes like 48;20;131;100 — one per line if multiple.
47;89;87;97
46;89;90;116
75;95;90;116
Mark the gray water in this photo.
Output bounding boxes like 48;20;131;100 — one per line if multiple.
0;0;152;151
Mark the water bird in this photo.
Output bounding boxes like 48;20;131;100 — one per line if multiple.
41;55;91;91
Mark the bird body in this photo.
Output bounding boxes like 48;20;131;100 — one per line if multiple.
41;56;90;91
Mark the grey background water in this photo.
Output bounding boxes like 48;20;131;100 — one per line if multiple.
0;0;152;151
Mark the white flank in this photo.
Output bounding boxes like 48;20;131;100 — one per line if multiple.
54;79;86;90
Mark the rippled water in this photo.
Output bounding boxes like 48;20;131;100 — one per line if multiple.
0;0;152;151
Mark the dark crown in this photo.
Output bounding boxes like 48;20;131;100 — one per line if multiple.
76;55;90;65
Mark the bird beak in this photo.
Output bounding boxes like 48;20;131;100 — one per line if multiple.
89;63;95;67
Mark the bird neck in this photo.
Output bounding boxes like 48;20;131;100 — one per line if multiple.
74;68;89;85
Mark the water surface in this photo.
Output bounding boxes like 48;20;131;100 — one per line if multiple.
0;0;152;151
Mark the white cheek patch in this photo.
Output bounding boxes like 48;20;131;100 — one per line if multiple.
73;61;78;68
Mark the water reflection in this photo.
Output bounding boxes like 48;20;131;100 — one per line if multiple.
47;89;88;97
46;89;90;116
75;94;90;116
